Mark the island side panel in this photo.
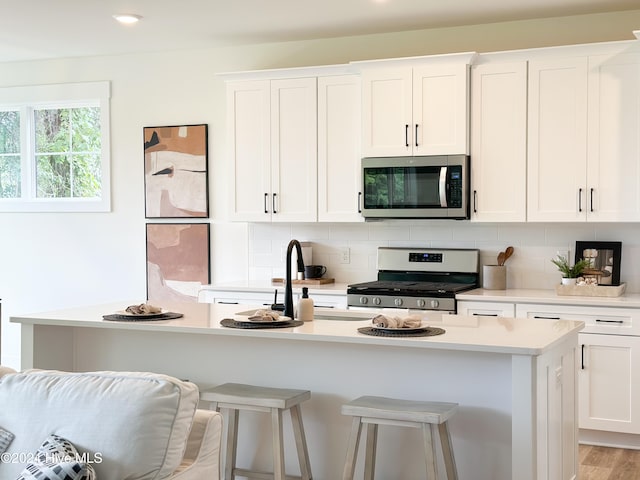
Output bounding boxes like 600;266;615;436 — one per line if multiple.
21;324;75;371
69;325;513;480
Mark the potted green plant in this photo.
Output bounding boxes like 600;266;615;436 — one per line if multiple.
551;255;590;285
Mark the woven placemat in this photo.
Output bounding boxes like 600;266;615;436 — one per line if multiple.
357;326;445;337
220;318;304;329
103;312;184;322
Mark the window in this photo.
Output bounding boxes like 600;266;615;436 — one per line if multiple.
0;81;110;212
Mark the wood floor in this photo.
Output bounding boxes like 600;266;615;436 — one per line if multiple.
580;444;640;479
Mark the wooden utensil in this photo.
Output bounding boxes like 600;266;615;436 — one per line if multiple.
497;251;506;266
504;246;514;263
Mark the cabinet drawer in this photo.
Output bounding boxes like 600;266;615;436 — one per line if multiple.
516;303;640;336
456;301;515;317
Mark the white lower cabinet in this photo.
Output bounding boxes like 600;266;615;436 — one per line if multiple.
198;289;348;310
579;333;640;434
458;299;640;435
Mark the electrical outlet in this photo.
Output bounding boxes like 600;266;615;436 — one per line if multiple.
340;247;350;264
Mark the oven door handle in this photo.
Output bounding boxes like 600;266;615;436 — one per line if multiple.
439;166;448;207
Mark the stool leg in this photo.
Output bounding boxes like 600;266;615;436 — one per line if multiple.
342;416;363;480
363;423;378;480
223;408;239;480
438;422;459;480
290;404;313;480
271;407;286;480
422;423;439;480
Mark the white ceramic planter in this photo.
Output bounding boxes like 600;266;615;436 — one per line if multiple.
561;277;577;286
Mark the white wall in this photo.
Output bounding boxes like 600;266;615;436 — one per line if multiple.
1;10;640;369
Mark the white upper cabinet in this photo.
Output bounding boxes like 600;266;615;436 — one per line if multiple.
470;61;527;222
359;55;473;158
317;75;363;222
227;77;317;222
270;78;318;222
227;80;271;222
528;48;640;222
527;57;589;222
587;52;640;221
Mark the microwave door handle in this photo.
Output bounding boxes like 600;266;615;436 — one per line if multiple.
439;166;448;207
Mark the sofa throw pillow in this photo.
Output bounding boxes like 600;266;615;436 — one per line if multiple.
16;434;96;480
0;426;14;454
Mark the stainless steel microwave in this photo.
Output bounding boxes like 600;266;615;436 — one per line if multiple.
361;155;470;219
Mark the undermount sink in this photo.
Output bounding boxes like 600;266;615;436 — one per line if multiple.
234;308;371;321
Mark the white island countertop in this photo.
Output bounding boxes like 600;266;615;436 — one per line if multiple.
12;301;583;480
11;301;583;356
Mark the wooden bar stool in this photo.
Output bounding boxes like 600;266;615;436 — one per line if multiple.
341;396;458;480
201;382;313;480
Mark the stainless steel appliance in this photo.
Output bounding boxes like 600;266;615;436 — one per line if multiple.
361;155;469;219
347;247;479;313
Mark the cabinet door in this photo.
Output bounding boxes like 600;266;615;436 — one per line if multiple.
527;58;588;222
227;80;271;221
579;333;640;434
413;64;469;155
470;62;527;221
317;75;363;222
270;78;318;222
361;68;413;157
587;52;640;221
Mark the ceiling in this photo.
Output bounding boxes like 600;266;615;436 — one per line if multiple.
0;0;638;63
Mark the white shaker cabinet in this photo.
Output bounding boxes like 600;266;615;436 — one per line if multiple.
227;80;271;222
586;52;640;221
470;62;527;222
360;58;472;157
227;77;317;222
527;57;588;222
527;50;640;222
516;303;640;436
317;75;363;222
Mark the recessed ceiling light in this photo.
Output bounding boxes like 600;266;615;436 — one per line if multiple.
113;14;142;25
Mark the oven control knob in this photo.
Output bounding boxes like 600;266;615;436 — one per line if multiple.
359;296;368;305
417;299;426;308
373;297;382;306
430;300;440;309
394;298;403;307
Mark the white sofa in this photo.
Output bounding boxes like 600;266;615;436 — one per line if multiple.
0;367;222;479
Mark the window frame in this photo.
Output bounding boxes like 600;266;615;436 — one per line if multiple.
0;81;111;212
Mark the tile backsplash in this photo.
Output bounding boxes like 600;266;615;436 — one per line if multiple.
248;222;640;292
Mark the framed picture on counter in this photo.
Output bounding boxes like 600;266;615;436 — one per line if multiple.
575;241;622;286
146;223;211;302
144;124;209;218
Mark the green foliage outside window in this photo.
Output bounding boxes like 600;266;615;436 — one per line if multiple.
0;110;21;198
34;107;101;198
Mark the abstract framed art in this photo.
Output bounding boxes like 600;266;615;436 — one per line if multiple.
146;223;211;302
574;241;622;286
144;124;209;218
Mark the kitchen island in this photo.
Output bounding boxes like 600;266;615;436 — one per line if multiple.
12;302;583;480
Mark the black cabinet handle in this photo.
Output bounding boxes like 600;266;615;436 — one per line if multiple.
357;192;362;213
590;188;594;212
415;124;419;147
473;190;478;213
473;313;498;316
272;193;277;214
595;319;624;324
405;124;409;147
217;301;239;305
264;193;269;214
578;188;583;212
534;315;560;320
581;344;585;370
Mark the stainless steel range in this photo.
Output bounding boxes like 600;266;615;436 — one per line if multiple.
347;247;479;313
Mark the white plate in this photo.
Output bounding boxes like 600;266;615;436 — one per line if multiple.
115;309;168;317
241;316;292;324
372;324;426;333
